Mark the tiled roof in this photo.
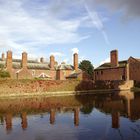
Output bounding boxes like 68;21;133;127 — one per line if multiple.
57;63;74;70
133;58;140;62
0;60;50;70
12;62;21;69
66;72;81;78
95;60;128;70
12;59;39;63
0;59;74;70
27;63;50;70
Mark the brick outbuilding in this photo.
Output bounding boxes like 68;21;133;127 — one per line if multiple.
94;50;140;81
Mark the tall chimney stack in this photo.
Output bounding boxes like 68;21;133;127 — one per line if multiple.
2;53;5;61
73;53;78;71
110;50;118;67
22;52;27;69
6;51;12;71
50;55;55;70
40;57;44;63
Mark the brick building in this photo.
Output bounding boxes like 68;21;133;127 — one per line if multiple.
0;51;82;80
94;50;140;81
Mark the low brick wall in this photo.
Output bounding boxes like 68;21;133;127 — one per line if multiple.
0;79;134;95
75;80;134;91
134;81;140;88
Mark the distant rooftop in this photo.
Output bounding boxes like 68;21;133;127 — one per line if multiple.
95;60;128;70
0;58;74;70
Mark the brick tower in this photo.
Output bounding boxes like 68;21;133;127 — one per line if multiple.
2;53;5;61
50;55;55;70
22;52;27;69
110;50;118;67
40;57;44;63
73;53;78;71
6;50;12;71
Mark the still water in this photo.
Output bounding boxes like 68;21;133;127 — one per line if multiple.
0;91;140;140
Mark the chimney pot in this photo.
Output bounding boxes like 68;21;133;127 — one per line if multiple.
22;52;27;69
40;57;44;63
6;50;12;71
2;53;5;61
50;55;55;70
73;53;78;71
110;50;118;67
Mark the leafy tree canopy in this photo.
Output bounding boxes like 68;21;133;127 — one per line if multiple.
79;60;94;76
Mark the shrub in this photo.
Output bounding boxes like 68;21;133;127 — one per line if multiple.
0;70;10;78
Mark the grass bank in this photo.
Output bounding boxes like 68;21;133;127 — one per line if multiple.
0;79;81;94
0;79;134;98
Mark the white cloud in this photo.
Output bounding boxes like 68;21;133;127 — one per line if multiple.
0;0;115;60
63;59;69;64
84;2;110;45
0;0;89;56
49;52;64;57
71;48;79;54
100;57;110;65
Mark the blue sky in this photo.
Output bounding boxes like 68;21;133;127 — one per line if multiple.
0;0;140;67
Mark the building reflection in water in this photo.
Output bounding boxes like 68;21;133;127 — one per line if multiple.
74;107;79;126
112;112;120;129
119;91;134;118
0;91;139;133
5;113;12;133
0;115;4;125
50;109;55;125
21;112;28;130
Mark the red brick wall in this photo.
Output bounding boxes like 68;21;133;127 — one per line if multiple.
17;69;57;80
63;69;73;77
17;69;32;79
82;72;92;80
128;58;140;81
56;70;65;80
49;70;57;80
94;67;126;80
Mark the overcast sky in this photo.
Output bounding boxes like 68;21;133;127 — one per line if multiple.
0;0;140;66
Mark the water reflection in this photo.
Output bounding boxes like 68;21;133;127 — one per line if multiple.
50;109;55;125
0;91;140;139
5;113;12;133
21;112;28;130
0;115;4;125
112;111;120;129
74;108;79;126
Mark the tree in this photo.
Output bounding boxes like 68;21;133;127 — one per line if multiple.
79;60;94;77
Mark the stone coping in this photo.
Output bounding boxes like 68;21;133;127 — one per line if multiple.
0;89;131;99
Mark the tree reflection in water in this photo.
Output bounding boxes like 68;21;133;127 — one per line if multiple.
0;91;140;139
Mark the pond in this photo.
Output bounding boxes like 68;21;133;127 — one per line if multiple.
0;91;140;140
